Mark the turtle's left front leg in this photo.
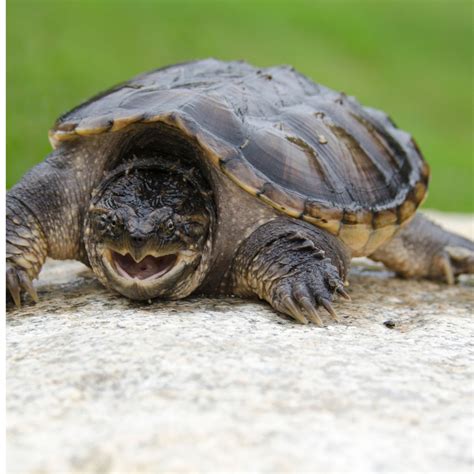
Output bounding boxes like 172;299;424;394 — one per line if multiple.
230;218;351;325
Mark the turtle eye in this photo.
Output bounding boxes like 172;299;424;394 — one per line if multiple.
164;218;175;233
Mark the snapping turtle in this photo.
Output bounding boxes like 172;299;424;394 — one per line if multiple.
6;59;474;324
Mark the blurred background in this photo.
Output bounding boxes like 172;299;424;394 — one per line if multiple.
7;0;473;212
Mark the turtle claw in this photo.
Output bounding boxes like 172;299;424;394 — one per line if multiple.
336;285;351;301
434;246;474;285
439;254;455;285
299;298;324;327
281;295;309;325
19;271;39;303
292;283;324;326
320;298;340;322
6;269;21;307
6;263;38;308
446;246;474;274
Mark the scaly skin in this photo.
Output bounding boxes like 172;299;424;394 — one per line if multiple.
370;213;474;284
6;197;47;305
231;218;351;325
6;144;106;306
6;148;474;321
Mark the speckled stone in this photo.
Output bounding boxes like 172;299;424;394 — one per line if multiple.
6;212;474;473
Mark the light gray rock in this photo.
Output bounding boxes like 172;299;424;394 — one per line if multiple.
6;211;474;473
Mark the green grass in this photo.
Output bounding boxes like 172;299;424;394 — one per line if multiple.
7;0;474;212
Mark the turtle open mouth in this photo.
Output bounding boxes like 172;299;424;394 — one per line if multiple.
110;251;178;281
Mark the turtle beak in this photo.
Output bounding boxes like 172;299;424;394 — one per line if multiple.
128;232;151;262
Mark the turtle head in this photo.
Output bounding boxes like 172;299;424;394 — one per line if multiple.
84;162;214;300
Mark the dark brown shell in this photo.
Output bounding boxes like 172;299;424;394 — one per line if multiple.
50;59;429;255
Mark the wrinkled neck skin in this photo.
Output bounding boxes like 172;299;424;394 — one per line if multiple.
84;159;214;300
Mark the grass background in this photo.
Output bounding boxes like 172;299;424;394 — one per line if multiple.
7;0;473;212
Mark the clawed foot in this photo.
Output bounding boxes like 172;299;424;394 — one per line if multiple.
6;262;38;308
270;257;350;326
433;246;474;285
371;214;474;286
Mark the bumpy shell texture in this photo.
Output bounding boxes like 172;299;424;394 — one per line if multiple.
50;59;429;255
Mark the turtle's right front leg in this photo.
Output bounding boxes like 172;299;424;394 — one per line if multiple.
6;147;100;307
230;218;351;325
6;196;48;306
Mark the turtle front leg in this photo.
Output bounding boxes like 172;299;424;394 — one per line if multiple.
6;197;48;306
369;213;474;284
6;147;101;307
231;218;351;325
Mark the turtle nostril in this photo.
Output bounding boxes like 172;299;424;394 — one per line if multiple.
130;234;147;247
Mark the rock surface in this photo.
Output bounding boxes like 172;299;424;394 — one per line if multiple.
6;211;474;473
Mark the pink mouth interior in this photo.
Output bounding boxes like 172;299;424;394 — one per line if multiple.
112;252;177;280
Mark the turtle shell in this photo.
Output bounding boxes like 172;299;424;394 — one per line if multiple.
50;59;429;255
